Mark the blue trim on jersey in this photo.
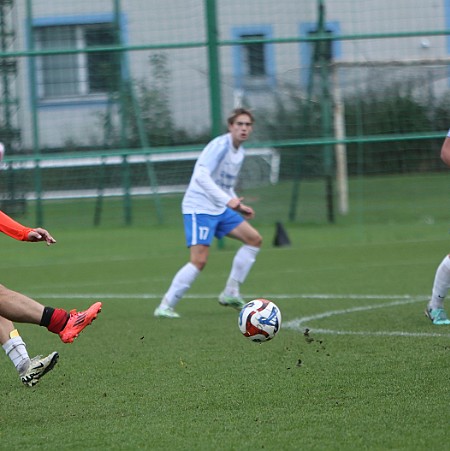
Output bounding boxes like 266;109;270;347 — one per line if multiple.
183;208;245;247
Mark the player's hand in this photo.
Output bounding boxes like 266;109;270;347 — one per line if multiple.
238;203;255;220
227;197;243;210
228;197;255;220
27;228;56;245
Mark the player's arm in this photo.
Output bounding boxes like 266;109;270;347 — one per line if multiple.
441;135;450;167
194;167;254;218
192;139;231;205
195;138;254;218
194;165;231;206
0;210;56;244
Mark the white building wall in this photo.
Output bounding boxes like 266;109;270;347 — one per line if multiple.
6;0;450;149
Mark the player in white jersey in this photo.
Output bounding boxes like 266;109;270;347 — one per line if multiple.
154;108;262;318
425;129;450;325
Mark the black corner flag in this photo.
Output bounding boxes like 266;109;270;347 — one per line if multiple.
273;222;291;247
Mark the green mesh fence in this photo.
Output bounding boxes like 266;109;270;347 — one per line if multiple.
0;0;449;232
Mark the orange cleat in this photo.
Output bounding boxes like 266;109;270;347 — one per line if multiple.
59;302;102;343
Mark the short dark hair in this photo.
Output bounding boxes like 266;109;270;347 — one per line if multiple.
227;108;254;125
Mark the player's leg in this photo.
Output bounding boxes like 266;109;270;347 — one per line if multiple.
0;283;102;342
0;316;59;387
0;316;31;379
218;211;263;309
425;254;450;325
227;219;262;247
155;213;216;318
0;284;45;324
155;245;208;318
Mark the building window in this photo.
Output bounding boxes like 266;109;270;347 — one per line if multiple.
299;22;341;89
308;29;333;63
34;22;120;99
241;34;266;77
232;26;275;90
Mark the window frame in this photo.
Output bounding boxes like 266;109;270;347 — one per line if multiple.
445;0;450;87
231;25;276;91
30;13;128;108
299;21;341;89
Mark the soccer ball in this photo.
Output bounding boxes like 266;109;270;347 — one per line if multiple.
238;299;282;342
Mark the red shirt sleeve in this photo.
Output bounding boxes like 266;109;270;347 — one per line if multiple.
0;210;32;241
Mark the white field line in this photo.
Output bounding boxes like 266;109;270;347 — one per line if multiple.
282;296;450;338
31;292;450;338
31;293;418;300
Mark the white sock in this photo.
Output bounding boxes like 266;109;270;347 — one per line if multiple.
161;262;200;308
430;255;450;309
2;336;30;374
224;245;260;296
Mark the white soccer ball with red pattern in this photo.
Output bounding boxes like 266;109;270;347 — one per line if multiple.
238;299;281;342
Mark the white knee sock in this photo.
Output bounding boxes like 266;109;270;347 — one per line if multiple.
224;245;260;296
2;335;30;374
161;262;200;308
430;255;450;309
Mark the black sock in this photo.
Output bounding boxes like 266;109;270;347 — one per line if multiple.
39;306;55;327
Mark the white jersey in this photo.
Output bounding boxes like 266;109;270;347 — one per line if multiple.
182;132;245;215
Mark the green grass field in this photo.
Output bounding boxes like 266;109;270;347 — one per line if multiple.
11;172;450;230
1;220;450;450
1;171;450;450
